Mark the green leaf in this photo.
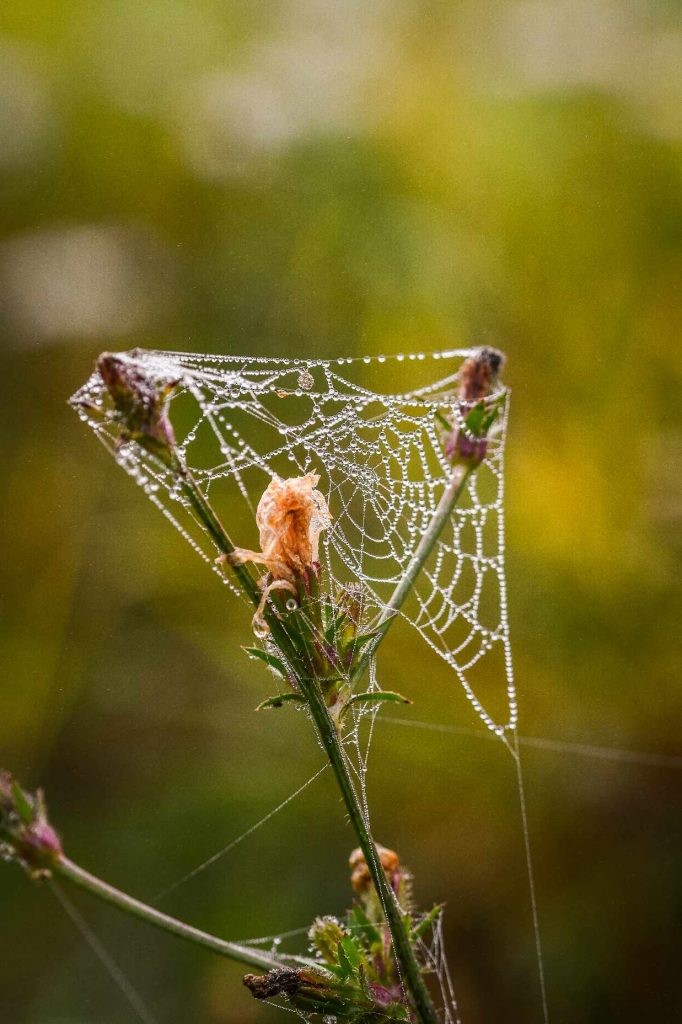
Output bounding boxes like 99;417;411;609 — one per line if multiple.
336;938;355;980
337;933;364;970
349;630;381;649
255;693;307;711
347;905;381;951
337;935;364;980
434;409;452;431
480;397;503;434
343;631;382;663
242;646;288;678
410;903;445;941
463;402;486;436
324;610;343;646
12;781;34;824
342;690;412;717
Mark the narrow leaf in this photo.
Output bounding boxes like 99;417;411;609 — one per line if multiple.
337;938;355;980
347;905;381;950
255;693;307;712
410;904;445;941
434;409;452;431
242;646;288;678
342;690;412;717
340;935;364;971
463;402;486;436
345;630;381;656
324;610;343;646
12;781;33;824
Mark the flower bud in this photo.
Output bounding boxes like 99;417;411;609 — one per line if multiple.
349;844;412;915
443;347;505;468
0;773;63;879
308;915;346;964
97;353;178;464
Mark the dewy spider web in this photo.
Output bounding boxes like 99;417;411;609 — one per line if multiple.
72;347;516;738
71;347;528;1024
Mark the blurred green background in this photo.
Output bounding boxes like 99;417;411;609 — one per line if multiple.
1;2;681;1022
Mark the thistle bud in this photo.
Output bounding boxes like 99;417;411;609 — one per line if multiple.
0;773;63;879
443;347;504;468
97;353;178;464
308;915;346;964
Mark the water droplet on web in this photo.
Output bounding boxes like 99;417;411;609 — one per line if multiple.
297;368;314;390
285;598;298;612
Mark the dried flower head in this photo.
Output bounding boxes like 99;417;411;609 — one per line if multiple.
349;844;401;894
229;473;331;584
97;353;179;463
458;346;504;403
443;346;505;467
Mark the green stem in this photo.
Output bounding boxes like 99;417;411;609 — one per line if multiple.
175;461;304;671
55;856;284;973
175;459;441;1023
300;677;440;1024
174;462;263;608
349;465;473;689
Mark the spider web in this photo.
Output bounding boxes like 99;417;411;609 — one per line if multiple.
71;347;515;738
70;346;519;1024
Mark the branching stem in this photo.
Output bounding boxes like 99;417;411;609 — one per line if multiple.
55;856;285;972
301;677;440;1024
349;465;473;689
176;463;443;1024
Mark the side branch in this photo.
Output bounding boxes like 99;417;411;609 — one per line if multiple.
349;465;473;688
56;857;284;972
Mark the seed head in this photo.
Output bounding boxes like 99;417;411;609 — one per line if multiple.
97;352;179;463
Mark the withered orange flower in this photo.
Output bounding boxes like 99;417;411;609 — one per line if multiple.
226;473;331;632
231;472;330;582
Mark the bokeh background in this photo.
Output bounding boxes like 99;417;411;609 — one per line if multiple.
1;2;681;1022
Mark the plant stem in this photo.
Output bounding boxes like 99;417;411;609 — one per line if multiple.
300;677;440;1024
55;856;284;973
349;464;473;689
173;461;263;608
176;460;443;1023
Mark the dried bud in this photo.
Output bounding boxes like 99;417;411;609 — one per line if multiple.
443;347;504;468
243;967;339;1011
243;966;396;1019
458;347;504;403
0;773;63;879
349;844;401;895
308;915;346;964
97;353;178;463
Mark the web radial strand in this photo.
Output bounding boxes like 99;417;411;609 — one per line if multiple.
71;348;516;735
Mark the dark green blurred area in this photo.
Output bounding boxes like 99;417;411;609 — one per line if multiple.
1;2;681;1022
